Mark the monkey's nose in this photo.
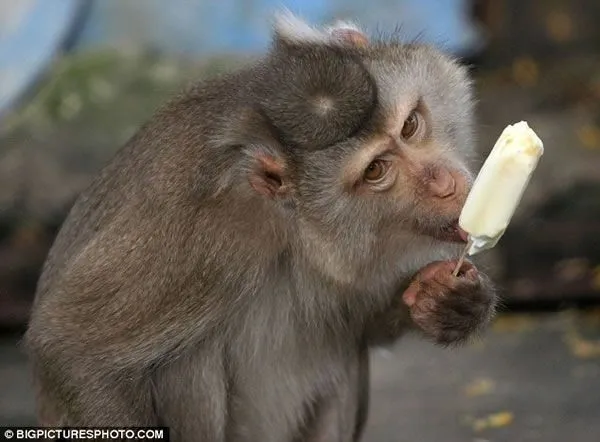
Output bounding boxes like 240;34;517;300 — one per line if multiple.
429;167;456;198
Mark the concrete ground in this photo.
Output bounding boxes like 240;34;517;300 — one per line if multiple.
2;310;600;441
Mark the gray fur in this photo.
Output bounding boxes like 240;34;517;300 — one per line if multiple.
24;13;496;441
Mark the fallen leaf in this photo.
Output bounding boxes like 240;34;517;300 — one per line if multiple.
464;378;496;397
488;411;514;428
471;411;515;432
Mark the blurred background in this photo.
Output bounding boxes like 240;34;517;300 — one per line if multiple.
1;0;600;440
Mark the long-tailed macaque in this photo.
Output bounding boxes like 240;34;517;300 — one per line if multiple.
25;13;496;441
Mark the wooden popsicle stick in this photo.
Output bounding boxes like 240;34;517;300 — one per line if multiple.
452;239;472;277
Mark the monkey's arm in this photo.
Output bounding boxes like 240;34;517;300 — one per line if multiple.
365;260;497;347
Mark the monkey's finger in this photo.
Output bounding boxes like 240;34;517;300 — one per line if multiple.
405;261;449;305
435;260;478;283
429;268;478;292
412;262;465;294
401;280;421;307
415;261;449;280
434;274;479;293
463;267;479;281
426;261;461;280
454;259;476;276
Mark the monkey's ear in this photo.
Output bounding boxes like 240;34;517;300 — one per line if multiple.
272;10;369;50
247;148;288;199
223;108;290;199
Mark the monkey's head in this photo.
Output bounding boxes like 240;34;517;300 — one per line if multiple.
222;13;476;290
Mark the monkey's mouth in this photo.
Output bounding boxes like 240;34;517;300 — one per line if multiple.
439;220;469;243
420;220;469;243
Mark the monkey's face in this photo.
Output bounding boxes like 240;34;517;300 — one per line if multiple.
289;48;474;278
358;44;475;244
244;15;476;283
298;46;473;222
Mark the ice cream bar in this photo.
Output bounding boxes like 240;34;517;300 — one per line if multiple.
459;121;544;256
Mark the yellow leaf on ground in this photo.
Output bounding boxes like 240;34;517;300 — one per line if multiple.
471;411;514;432
464;378;495;397
488;412;514;428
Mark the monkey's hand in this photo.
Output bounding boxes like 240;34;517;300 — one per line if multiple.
402;260;496;346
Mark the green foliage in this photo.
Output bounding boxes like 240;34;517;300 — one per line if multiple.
1;49;245;140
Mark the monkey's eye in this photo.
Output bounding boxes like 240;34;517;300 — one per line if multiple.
363;159;389;183
401;111;419;140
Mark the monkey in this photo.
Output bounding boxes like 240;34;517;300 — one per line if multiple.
23;12;497;442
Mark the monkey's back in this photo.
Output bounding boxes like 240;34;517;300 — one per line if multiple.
31;64;260;306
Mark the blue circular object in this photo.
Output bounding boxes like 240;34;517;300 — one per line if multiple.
0;0;87;118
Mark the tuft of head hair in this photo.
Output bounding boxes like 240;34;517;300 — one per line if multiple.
273;10;330;44
272;10;368;49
